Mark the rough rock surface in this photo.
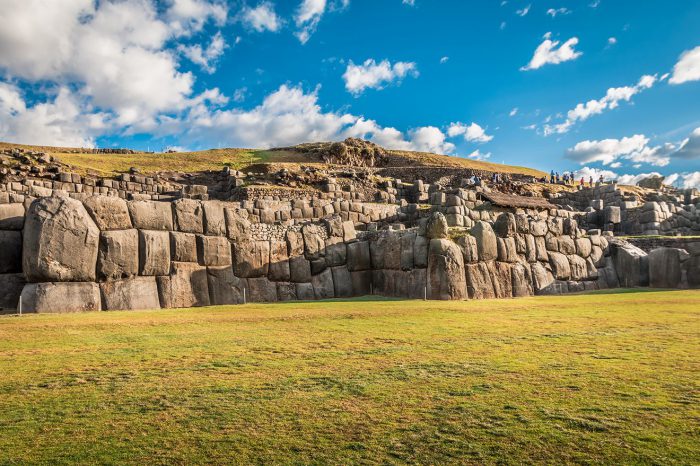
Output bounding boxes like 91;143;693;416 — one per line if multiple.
20;282;101;313
427;239;467;300
101;277;161;311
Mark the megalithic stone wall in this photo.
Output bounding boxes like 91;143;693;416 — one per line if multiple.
2;194;699;314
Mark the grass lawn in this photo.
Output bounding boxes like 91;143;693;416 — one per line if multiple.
0;290;698;464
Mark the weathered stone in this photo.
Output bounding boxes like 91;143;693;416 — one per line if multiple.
275;282;297;301
342;221;356;242
515;214;530;234
289;256;312;283
547;217;563;236
0;273;25;311
491;262;513;298
610;240;649;287
139;230;170;276
494;213;517;237
383;233;402;270
20;282;101;313
196;235;231;267
201;201;227;236
170;232;198;262
648;248;685;289
347;241;371;271
324;217;344;237
426;212;449;239
157;262;210;308
497;237;518;263
310;258;327;275
83;196;132;230
524;234;537;263
427;239;467;300
286;230;305;257
295;282;315;300
302;224;325;260
23;197;99;282
101;277;161;311
268;240;291;281
471;221;497;261
0;203;25;230
465;262;496;299
575;237;592;258
233;240;270;278
312;268;335;299
206;266;244;305
350;270;372;296
245;277;278;302
331;266;353;297
511;263;533;297
97;229;139;281
0;230;22;273
568;255;588;281
413;235;429;268
558;236;577;255
456;234;478;264
548;252;571;280
128;200;173;231
224;208;251;242
173;199;204;234
604;206;621;224
325;237;347;267
400;232;416;270
530;262;556;294
530;219;548;237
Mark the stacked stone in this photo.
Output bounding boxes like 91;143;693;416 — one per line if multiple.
0;201;25;310
630;201;700;236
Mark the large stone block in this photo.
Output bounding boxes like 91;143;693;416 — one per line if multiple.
568;255;588;281
413;235;429;268
246;277;278;302
557;236;577;255
648;248;685;289
400;232;416;270
531;262;556;294
350;270;372;296
170;231;198;262
83;196;132;230
20;282;101;313
491;262;513;298
0;203;25;230
202;201;227;236
426;212;449;239
302;224;325;260
157;262;210;308
128;200;173;231
268;240;291;282
347;241;371;271
0;230;22;273
494;213;517;237
496;237;518;263
224;208;251;242
23;197;99;282
511;263;533;297
101;277;161;311
575;238;592;258
383;233;402;270
173;199;204;234
312;268;335;299
325;237;347;267
548;252;571;280
295;282;315;300
207;266;244;305
610;241;649;287
427;239;467;300
331;266;353;298
465;262;495;299
97;229;139;281
233;240;270;278
196;235;232;267
471;221;497;261
289;255;312;283
276;282;298;301
0;273;25;311
139;230;171;276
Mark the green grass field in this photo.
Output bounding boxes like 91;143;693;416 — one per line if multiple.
1;290;698;464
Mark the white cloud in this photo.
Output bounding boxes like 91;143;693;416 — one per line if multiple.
179;31;227;73
509;107;518;117
589;0;600;7
676;172;700;189
0;82;106;147
516;4;531;16
403;0;416;5
466;149;491;160
447;122;493;143
669;45;700;85
166;0;227;36
608;37;617;45
544;74;657;135
240;2;282;32
295;0;327;44
570;166;700;189
566;134;676;167
342;59;418;95
440;56;449;64
572;166;618;183
521;34;582;71
675;127;700;159
546;7;571;17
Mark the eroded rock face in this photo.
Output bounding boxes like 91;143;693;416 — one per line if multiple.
83;196;132;231
20;282;101;313
100;277;161;311
157;262;209;309
610;240;648;287
97;229;139;281
427;239;467;300
23;197;100;282
471;221;497;261
648;248;686;289
426;212;449;239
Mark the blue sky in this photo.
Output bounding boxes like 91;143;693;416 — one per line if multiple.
0;0;699;187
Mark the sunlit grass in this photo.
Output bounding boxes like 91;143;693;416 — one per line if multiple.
0;290;698;463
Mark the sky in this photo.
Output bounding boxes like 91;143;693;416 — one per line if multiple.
0;0;699;188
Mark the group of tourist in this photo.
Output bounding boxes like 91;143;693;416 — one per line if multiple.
542;170;605;188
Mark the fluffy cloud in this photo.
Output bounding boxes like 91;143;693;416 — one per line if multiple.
403;0;416;5
447;122;493;143
516;4;531;16
239;2;282;32
572;166;700;189
544;74;656;135
342;59;418;95
674;127;700;159
521;34;582;71
669;45;700;85
0;82;107;147
566;134;672;167
179;31;227;73
466;149;491;160
166;0;228;36
177;84;456;154
295;0;327;44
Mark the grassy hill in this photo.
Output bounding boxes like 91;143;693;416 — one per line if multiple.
1;141;547;177
0;290;697;464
